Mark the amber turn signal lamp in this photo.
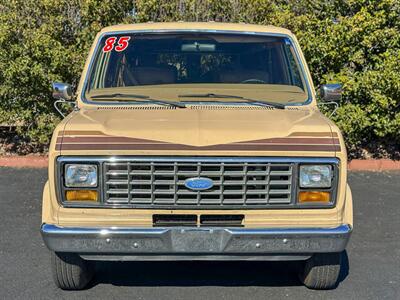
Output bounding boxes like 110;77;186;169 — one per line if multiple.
66;190;98;202
298;191;330;203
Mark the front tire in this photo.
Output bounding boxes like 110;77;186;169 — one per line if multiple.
51;252;94;290
299;252;342;290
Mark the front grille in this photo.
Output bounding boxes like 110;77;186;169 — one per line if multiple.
103;159;294;208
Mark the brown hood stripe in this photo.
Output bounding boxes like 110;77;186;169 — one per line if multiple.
58;130;338;138
289;132;338;137
58;130;105;137
56;131;340;152
235;138;340;145
57;136;167;144
56;143;340;152
57;136;340;145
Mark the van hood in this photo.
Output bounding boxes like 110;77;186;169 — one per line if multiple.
57;106;340;155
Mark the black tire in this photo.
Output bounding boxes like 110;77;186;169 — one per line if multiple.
299;252;342;290
51;252;94;290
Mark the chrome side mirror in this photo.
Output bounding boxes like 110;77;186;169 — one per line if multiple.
320;84;342;102
52;82;73;101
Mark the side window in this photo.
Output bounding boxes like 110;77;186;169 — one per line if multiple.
269;46;286;84
88;50;118;89
88;51;105;90
283;43;304;90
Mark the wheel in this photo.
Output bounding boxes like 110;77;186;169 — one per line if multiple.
51;252;94;290
298;252;342;290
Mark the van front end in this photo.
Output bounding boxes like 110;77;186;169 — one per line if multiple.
42;22;352;290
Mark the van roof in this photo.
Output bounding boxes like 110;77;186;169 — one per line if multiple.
100;22;294;36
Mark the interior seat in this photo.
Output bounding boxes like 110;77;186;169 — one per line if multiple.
219;69;269;83
123;66;177;86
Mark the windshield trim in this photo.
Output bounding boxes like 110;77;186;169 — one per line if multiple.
80;29;313;106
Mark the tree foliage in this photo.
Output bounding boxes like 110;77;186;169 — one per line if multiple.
0;0;399;157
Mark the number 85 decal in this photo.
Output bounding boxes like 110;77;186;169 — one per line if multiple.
103;36;131;53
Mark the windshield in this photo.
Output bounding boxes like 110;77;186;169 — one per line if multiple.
85;32;310;105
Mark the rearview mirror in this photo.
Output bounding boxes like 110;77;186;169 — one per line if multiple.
52;82;73;101
320;84;342;102
181;42;216;52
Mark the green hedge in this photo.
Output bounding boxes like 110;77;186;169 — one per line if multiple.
0;0;399;157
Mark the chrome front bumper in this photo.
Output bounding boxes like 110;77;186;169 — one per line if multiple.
41;224;351;261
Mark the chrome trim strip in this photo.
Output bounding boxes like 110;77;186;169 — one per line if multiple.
42;223;350;235
41;223;352;255
57;156;340;164
80;254;313;261
80;30;313;106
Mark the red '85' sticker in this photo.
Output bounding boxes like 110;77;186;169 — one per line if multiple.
103;36;131;53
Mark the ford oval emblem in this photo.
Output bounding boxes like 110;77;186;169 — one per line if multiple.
184;177;214;191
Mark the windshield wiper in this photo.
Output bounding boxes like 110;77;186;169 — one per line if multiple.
91;93;150;99
90;93;186;108
178;93;285;109
180;93;244;99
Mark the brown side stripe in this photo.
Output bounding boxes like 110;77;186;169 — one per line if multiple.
56;136;167;144
58;131;339;138
58;130;106;137
56;143;341;152
235;138;340;145
56;131;340;152
57;136;340;145
289;132;338;137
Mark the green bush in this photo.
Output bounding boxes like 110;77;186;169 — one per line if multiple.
0;0;134;151
0;0;399;158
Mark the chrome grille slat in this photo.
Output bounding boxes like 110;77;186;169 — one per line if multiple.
269;171;292;176
106;180;129;185
106;171;128;175
107;189;129;194
104;159;294;208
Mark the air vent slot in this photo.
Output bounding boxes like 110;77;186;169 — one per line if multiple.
97;106;176;110
153;214;197;227
200;215;244;227
188;105;274;110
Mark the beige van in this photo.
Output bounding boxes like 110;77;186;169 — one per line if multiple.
41;22;352;290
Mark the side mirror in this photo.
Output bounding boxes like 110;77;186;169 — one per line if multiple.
52;82;73;101
320;84;342;102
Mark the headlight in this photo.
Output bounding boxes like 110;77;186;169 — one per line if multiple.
65;164;97;187
299;165;332;188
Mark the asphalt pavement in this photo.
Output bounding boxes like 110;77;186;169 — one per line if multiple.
0;168;399;299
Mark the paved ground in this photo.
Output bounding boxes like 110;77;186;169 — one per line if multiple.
0;168;399;300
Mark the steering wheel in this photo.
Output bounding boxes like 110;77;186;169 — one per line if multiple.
240;78;266;84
